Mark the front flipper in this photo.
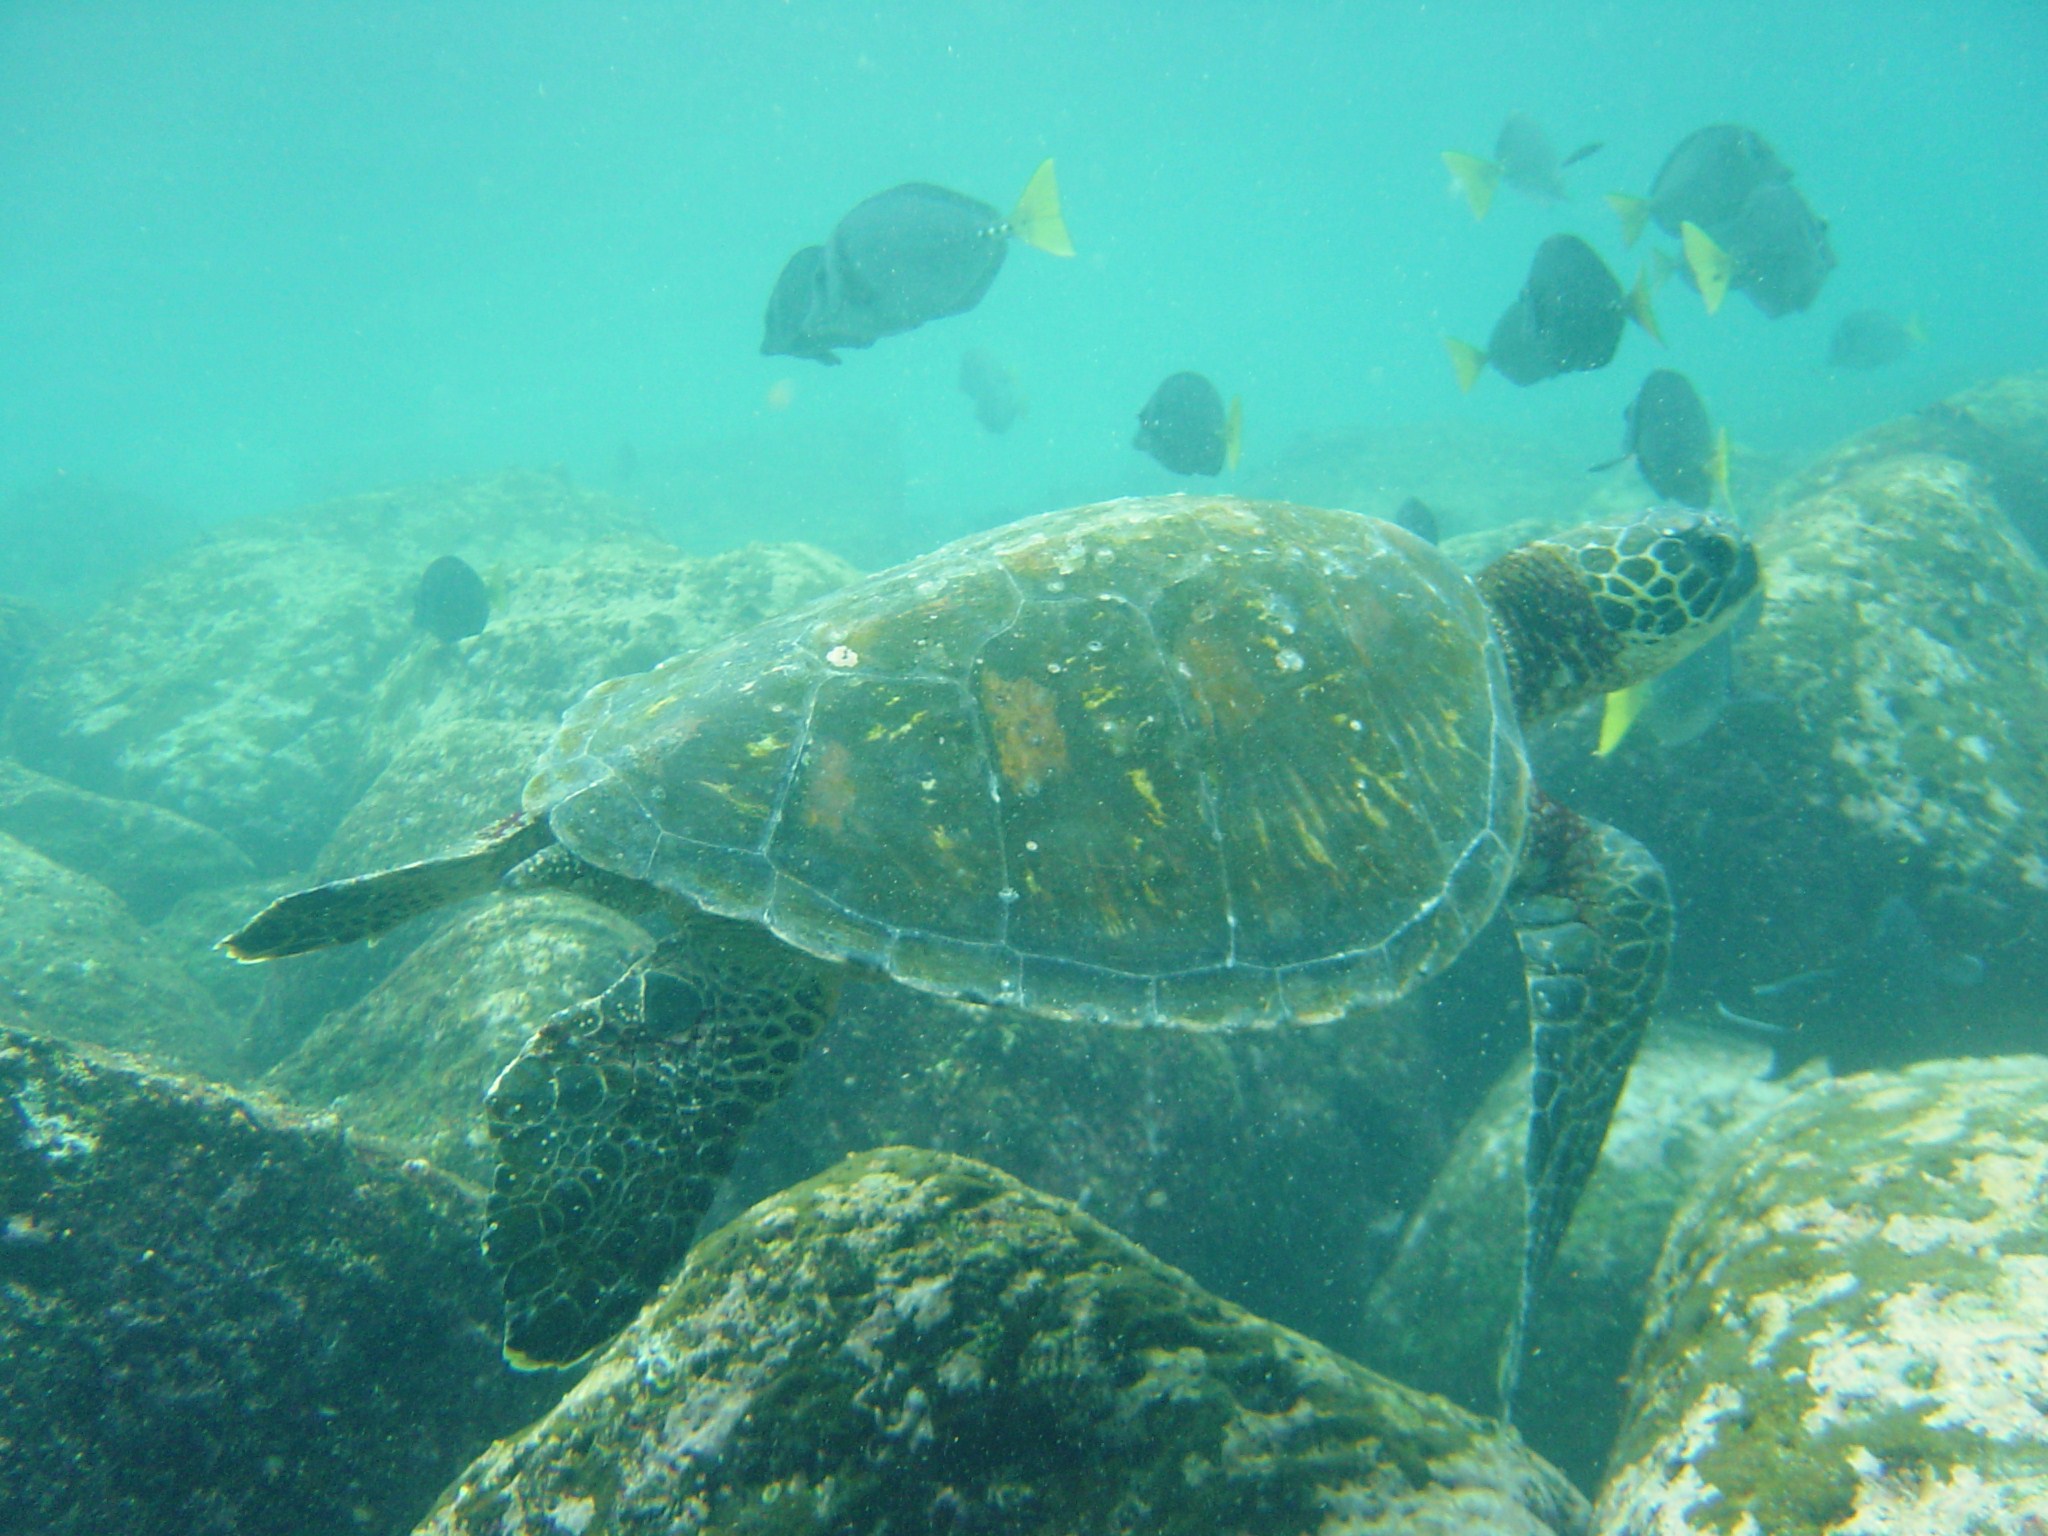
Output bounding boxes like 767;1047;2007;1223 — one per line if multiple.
1499;795;1672;1414
482;910;842;1367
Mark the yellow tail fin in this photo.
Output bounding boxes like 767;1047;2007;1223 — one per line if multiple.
1905;313;1928;345
1010;159;1075;257
1607;192;1652;247
1710;427;1735;518
1596;682;1651;756
1442;151;1501;221
1681;221;1733;315
1647;245;1680;289
1444;336;1487;393
1224;396;1244;470
1629;265;1664;345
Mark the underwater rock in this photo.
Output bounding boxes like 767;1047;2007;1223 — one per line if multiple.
355;536;856;783
714;978;1450;1351
265;892;649;1183
0;1025;558;1536
415;1145;1589;1536
1595;1055;2048;1536
1776;371;2048;558
1354;1022;1808;1490
0;594;53;710
150;875;304;1038
0;830;236;1079
1547;449;2048;1067
0;757;256;921
1;472;652;872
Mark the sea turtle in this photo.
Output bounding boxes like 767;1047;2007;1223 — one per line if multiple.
228;494;1757;1401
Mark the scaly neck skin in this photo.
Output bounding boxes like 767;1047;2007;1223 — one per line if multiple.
1475;542;1626;727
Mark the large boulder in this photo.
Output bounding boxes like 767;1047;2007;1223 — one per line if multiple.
2;472;651;872
1546;449;2048;1066
0;831;235;1079
0;1025;559;1536
716;981;1451;1350
1595;1055;2048;1536
0;757;256;921
415;1146;1590;1536
1775;371;2048;557
1354;1022;1810;1490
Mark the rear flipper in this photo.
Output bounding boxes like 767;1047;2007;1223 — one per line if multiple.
1499;795;1672;1415
483;909;842;1368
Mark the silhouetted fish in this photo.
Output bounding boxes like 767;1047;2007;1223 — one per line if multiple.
1447;234;1656;390
1828;309;1923;370
1608;124;1791;247
1705;181;1835;317
413;555;489;644
763;162;1073;364
1603;369;1725;509
1392;497;1439;543
1443;111;1603;218
1134;372;1241;477
958;348;1027;434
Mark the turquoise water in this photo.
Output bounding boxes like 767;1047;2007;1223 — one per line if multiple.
4;6;2048;1530
5;3;2043;552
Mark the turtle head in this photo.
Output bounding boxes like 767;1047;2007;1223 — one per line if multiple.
1477;505;1759;725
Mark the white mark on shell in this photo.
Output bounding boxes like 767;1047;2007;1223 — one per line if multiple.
826;645;859;669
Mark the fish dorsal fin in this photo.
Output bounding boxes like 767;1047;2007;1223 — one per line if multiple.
1224;396;1244;470
1596;682;1652;756
1442;151;1501;220
1009;159;1075;257
1628;264;1665;345
1681;221;1734;315
1444;336;1487;393
1607;192;1652;248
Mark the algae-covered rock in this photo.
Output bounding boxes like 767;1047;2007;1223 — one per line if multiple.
1595;1055;2048;1536
715;980;1450;1348
417;1145;1589;1536
0;757;256;920
1776;371;2048;556
1547;451;2048;1064
1355;1022;1808;1490
151;876;304;1035
0;831;235;1079
0;1024;559;1536
357;538;858;778
2;471;650;871
265;893;649;1183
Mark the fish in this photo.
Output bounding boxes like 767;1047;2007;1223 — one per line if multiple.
1828;309;1925;370
1391;497;1439;543
1607;124;1792;248
412;555;489;645
1442;112;1604;219
1133;372;1242;477
763;161;1073;364
1597;593;1761;755
1598;369;1726;509
1446;234;1658;391
1680;182;1836;318
958;348;1027;434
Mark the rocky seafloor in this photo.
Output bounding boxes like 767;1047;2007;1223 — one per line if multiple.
0;378;2043;1532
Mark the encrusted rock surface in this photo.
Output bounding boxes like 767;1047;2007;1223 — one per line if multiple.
0;594;52;709
0;830;235;1079
1549;449;2048;1065
1594;1055;2048;1536
0;757;256;921
417;1145;1589;1536
716;980;1449;1351
1355;1022;1808;1489
0;1024;559;1536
